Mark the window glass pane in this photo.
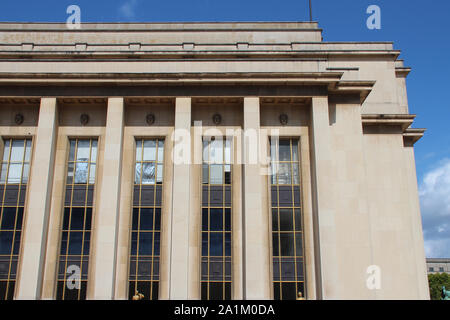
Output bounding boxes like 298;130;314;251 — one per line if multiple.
271;162;277;184
281;261;295;281
280;233;295;256
209;282;223;300
76;140;90;161
138;232;153;255
293;163;300;185
10;140;25;162
202;140;209;162
225;233;231;256
270;138;277;162
292;141;299;162
225;209;231;231
157;140;164;162
296;259;304;278
279;140;291;161
272;210;279;231
277;163;291;185
295;234;303;256
139;208;153;230
22;163;30;183
225;139;231;164
279;209;294;231
156;164;163;184
210;233;223;256
70;208;85;231
154;232;161;256
225;282;231;300
210;165;223;184
24;140;32;162
294;209;302;231
143;140;156;161
136;140;142;161
202;233;208;256
67;163;75;184
0;231;13;254
224;165;231;184
0;164;6;183
142;163;155;184
274;282;280;300
130;232;138;255
89;164;96;184
272;233;279;256
134;163;142;184
202;164;209;184
210;209;223;231
7;164;22;184
2;140;10;161
1;208;17;230
210;139;223;164
85;209;92;230
68;140;76;161
202;209;208;230
281;282;296;300
91;140;98;162
74;162;88;184
68;232;83;255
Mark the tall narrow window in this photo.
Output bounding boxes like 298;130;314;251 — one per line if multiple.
270;138;306;300
128;139;164;300
201;137;232;300
0;139;31;300
56;139;98;300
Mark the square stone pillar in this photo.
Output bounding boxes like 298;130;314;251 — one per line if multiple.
310;96;337;299
242;97;271;299
16;98;58;299
169;97;192;299
91;98;124;299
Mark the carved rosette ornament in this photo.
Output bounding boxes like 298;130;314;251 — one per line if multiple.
279;113;288;126
80;114;90;126
14;113;24;125
212;113;222;125
146;113;155;126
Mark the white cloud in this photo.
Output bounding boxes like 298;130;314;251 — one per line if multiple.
419;158;450;258
119;0;139;19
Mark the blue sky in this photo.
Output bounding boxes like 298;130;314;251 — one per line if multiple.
0;0;449;257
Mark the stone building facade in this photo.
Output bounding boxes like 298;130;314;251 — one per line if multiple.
0;22;429;300
427;258;450;274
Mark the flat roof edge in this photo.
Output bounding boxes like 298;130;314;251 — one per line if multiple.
0;21;322;31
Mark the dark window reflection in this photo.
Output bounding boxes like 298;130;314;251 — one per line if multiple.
129;139;164;300
0;139;31;300
57;139;97;301
201;137;232;300
270;138;306;300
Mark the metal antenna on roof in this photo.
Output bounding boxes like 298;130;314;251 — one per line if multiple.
309;0;313;21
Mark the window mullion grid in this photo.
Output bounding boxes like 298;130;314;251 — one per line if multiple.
1;139;13;300
150;139;159;299
135;139;144;296
222;139;225;300
77;138;93;300
8;139;27;297
207;139;211;300
276;139;282;299
62;139;77;299
290;139;299;297
0;139;29;300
